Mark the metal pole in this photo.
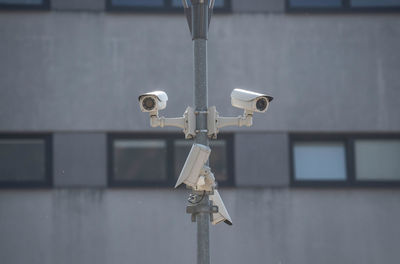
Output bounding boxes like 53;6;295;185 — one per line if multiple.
191;1;210;264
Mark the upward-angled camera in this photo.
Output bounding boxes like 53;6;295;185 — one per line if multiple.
231;88;273;113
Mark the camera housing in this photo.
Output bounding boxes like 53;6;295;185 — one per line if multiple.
138;91;168;114
175;144;212;189
231;88;273;113
138;90;196;139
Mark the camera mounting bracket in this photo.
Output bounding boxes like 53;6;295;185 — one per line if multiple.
149;106;196;139
207;106;253;139
192;166;216;192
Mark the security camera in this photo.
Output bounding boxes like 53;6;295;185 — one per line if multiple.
207;88;273;138
138;91;196;138
231;88;273;113
210;190;232;225
138;91;168;114
175;144;215;190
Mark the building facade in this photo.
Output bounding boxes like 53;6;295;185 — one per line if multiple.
0;0;400;263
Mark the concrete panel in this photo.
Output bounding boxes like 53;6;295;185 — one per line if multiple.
0;14;399;132
52;0;105;11
53;133;107;187
51;190;107;264
0;191;53;264
232;0;284;13
235;132;289;187
0;189;400;264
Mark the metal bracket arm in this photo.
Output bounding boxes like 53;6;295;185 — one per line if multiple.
216;114;253;128
149;107;196;139
150;115;185;129
207;106;254;138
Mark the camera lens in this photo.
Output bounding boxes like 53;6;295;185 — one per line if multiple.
256;98;268;111
142;97;156;111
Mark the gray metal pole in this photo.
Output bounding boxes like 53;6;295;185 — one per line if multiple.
191;1;210;264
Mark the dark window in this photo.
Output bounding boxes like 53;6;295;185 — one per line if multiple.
351;0;400;7
0;0;50;10
289;0;342;8
106;0;231;13
108;133;234;187
0;134;52;188
171;0;226;8
113;139;168;182
111;0;163;7
287;0;400;12
290;134;400;187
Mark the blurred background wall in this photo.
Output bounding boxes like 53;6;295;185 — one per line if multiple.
0;0;400;263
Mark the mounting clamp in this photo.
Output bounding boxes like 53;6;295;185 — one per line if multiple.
207;106;253;139
150;106;196;139
186;204;218;223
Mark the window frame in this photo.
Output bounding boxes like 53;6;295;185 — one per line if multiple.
105;0;231;13
290;133;400;188
0;133;52;188
0;0;50;11
107;133;234;188
285;0;400;13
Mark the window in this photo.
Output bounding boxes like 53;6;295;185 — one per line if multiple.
170;0;226;8
108;133;234;187
290;134;400;187
113;139;168;183
289;0;342;9
106;0;231;13
293;141;347;181
286;0;400;12
351;0;400;7
355;140;400;181
0;134;52;188
0;0;50;10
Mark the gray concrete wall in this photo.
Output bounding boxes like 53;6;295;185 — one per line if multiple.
1;9;400;264
53;133;107;187
0;13;399;132
235;132;290;187
0;188;399;264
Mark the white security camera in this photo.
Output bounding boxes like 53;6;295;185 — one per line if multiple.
207;88;273;138
231;88;273;113
138;91;168;114
138;90;196;139
175;144;215;191
210;190;232;225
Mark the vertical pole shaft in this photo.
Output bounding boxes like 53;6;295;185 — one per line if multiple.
191;1;210;264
